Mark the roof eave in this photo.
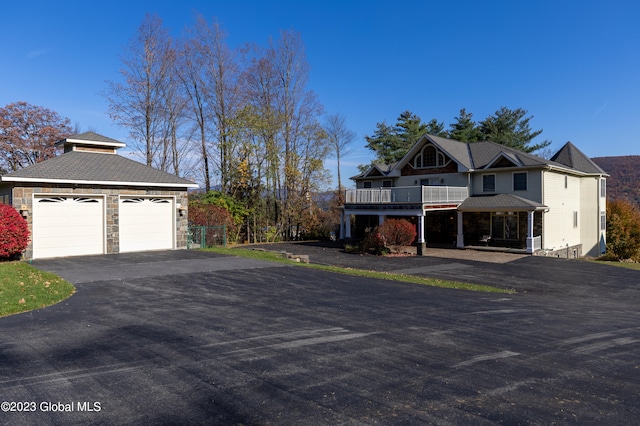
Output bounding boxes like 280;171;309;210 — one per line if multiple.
56;138;126;148
1;176;199;188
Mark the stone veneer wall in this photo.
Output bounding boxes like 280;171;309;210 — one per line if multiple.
534;243;583;259
10;183;189;260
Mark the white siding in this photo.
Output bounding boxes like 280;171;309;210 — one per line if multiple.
578;177;601;257
542;171;581;251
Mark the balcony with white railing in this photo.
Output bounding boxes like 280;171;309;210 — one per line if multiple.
345;186;468;205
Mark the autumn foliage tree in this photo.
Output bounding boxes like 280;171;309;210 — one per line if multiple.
606;199;640;261
0;204;30;259
0;101;72;173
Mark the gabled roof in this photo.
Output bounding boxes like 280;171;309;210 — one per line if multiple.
426;135;473;170
1;132;197;188
395;135;472;171
467;141;550;169
350;162;395;180
550;141;607;174
353;134;606;181
484;151;523;169
458;194;548;212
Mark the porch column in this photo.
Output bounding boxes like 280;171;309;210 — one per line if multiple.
526;210;535;253
456;211;464;248
378;214;385;226
339;210;345;240
416;215;426;256
345;213;352;239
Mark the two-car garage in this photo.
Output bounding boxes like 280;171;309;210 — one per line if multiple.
32;195;176;259
1;131;197;260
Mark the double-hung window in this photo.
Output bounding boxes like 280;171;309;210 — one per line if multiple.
513;172;527;191
483;174;496;192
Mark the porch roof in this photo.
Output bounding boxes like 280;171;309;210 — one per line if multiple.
457;194;548;212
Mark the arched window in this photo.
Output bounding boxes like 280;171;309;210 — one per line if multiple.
424;146;437;166
414;144;446;168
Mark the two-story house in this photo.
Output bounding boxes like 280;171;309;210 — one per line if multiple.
340;135;607;258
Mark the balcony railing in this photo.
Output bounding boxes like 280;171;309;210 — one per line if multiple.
345;186;468;205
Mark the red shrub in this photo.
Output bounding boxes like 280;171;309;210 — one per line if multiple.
0;204;30;259
378;218;416;253
188;201;238;237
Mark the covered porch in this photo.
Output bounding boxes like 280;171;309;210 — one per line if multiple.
456;194;547;254
340;193;547;256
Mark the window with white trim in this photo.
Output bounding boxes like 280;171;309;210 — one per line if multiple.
513;172;527;191
601;211;606;230
600;179;606;198
414;144;447;168
483;174;496;192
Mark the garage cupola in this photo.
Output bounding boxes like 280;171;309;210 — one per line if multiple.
57;131;126;154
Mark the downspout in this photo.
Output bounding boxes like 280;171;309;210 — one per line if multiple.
598;175;605;254
541;169;545;251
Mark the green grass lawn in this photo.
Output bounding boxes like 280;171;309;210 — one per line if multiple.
0;262;75;317
205;247;513;293
591;259;640;271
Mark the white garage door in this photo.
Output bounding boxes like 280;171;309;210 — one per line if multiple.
119;197;174;253
32;195;105;259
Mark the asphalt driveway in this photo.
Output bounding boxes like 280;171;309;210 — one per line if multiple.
1;247;639;425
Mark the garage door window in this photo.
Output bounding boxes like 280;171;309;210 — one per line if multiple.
33;195;105;259
119;197;174;253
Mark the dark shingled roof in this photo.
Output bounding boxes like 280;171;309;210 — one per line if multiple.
1;151;197;187
58;131;124;146
458;194;547;212
374;135;608;179
550;141;607;174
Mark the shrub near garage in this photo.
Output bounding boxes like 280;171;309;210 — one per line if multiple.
0;204;29;260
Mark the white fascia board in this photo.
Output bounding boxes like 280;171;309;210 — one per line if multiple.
484;151;522;169
59;138;126;148
2;176;199;188
545;165;606;177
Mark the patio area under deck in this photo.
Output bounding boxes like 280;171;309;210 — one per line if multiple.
341;186;469;255
341;188;546;256
395;243;530;255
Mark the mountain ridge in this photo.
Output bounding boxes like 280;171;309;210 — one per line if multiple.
592;155;640;205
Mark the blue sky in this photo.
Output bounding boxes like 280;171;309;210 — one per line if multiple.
2;0;639;188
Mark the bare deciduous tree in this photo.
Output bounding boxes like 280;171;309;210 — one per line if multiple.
324;113;356;191
104;13;175;168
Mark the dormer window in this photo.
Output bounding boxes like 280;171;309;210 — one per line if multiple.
414;144;446;168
